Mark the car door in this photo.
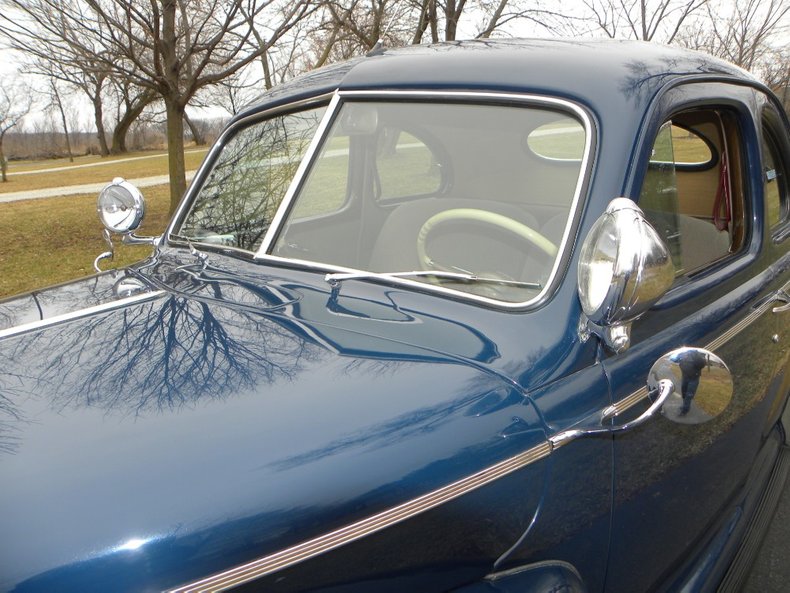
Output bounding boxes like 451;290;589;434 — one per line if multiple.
602;82;790;592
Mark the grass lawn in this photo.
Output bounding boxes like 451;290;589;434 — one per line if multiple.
0;184;171;299
0;149;208;194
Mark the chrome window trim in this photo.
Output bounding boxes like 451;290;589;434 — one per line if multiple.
166;441;553;593
165;92;337;243
244;89;594;310
0;290;166;340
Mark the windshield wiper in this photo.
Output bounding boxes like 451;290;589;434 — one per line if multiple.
325;270;541;290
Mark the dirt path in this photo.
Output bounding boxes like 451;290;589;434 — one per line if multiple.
8;149;206;176
0;172;196;204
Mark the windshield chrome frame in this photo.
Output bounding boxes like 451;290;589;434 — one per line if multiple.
174;89;594;310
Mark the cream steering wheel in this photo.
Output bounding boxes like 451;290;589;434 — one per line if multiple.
416;208;558;270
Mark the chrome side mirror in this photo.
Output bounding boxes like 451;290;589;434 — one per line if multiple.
577;198;674;352
549;346;730;450
649;347;733;424
94;178;155;272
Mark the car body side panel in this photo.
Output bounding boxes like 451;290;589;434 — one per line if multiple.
604;82;790;592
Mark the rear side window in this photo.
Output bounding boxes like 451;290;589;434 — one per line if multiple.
638;109;743;276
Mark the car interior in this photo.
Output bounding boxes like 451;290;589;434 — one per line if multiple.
639;109;743;276
270;100;588;301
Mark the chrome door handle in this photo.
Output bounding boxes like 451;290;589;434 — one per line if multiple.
773;286;790;314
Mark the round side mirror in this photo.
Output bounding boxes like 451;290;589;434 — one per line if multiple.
648;347;733;424
97;178;145;234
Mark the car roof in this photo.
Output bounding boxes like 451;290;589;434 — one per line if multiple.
237;38;755;121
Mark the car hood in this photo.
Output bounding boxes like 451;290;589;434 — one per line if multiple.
0;252;549;592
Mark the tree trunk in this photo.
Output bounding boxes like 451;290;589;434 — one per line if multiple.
93;95;110;156
0;132;7;182
111;95;151;154
165;97;187;215
184;112;205;145
162;0;185;214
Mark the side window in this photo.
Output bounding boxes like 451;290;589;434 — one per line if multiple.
639;110;742;276
761;126;788;229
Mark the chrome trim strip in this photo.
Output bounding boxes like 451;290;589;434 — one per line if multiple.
603;386;649;420
706;300;771;352
0;290;165;340
166;441;553;593
250;89;594;311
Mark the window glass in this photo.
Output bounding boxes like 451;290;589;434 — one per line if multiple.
761;129;787;228
290;133;349;219
669;124;714;167
376;130;442;199
177;106;326;251
640;113;736;276
527;120;586;160
271;100;589;304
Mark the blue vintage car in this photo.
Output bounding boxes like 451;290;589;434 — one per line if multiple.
1;39;788;593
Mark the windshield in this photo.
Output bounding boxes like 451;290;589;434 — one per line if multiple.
177;106;326;251
176;97;589;304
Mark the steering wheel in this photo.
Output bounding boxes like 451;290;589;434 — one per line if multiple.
416;208;558;271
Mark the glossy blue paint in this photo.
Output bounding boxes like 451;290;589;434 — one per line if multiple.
0;38;788;593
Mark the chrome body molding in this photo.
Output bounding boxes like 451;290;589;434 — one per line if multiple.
706;290;783;352
0;290;165;340
603;386;650;420
166;442;553;593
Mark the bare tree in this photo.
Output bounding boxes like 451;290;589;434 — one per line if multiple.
206;67;266;116
308;0;554;69
0;81;32;182
0;0;313;214
758;45;790;115
560;0;708;42
44;77;75;161
105;77;157;154
677;0;788;70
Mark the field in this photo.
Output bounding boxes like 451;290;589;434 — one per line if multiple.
0;148;195;299
0;185;171;299
0;149;208;194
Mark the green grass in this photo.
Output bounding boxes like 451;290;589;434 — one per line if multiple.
0;185;171;299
